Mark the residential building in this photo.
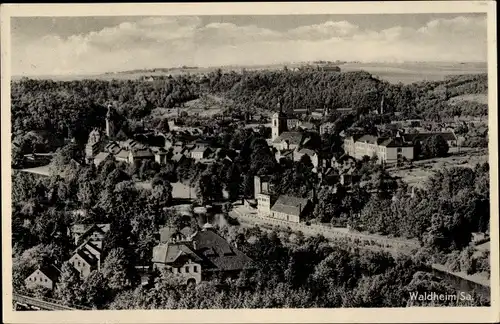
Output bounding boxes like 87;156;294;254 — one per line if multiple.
93;152;111;167
68;223;110;249
272;131;306;151
152;224;253;285
152;147;169;165
270;195;312;223
129;148;155;164
191;146;211;160
294;148;320;168
319;122;335;135
74;239;103;270
344;135;414;164
398;131;458;147
69;248;99;278
24;265;61;291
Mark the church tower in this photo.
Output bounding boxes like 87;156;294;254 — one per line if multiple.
271;97;288;141
379;96;385;115
106;104;115;138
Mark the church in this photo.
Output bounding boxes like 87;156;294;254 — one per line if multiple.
84;104;159;167
269;98;320;170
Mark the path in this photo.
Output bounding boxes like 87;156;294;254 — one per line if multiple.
230;205;419;254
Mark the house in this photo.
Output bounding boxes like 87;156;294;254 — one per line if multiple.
398;131;458;147
104;141;121;155
114;149;130;163
74;239;103;270
298;122;317;132
270;195;312;223
159;226;196;243
344;135;414;164
319;122;336;135
191;146;211;160
152;147;169;165
25;265;61;291
93;152;111;167
68;223;110;249
129;148;155;164
294;148;320;168
272;132;306;151
69;248;99;278
152;224;253;285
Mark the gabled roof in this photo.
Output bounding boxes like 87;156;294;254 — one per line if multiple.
73;248;99;267
131;149;154;158
94;152;110;165
378;138;413;148
152;243;202;264
115;149;130;159
30;264;61;283
271;195;310;216
76;223;110;243
273;131;305;145
402;132;457;142
191;229;253;271
298;148;317;156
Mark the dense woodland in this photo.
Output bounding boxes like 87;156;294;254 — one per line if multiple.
11;69;490;308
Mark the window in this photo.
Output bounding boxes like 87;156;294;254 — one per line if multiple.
45;279;48;282
193;266;198;273
185;266;189;273
78;261;81;266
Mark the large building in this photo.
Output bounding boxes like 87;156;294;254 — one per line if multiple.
344;135;414;164
254;175;313;223
152;224;253;285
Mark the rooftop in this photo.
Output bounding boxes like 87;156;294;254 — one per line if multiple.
271;195;310;216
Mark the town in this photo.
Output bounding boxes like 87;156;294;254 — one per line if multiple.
11;63;491;310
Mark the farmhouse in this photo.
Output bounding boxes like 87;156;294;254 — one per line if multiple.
152;224;253;285
25;265;61;291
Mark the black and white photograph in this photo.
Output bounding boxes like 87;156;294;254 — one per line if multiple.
1;2;498;323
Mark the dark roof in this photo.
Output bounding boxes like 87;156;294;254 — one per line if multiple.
74;248;99;267
131;149;154;158
152;243;202;264
273;131;304;144
378;137;413;148
298;148;317;156
77;223;110;244
402;132;457;142
191;229;253;271
271;195;310;216
37;264;62;283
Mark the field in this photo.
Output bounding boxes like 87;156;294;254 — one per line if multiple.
150;94;227;119
14;62;487;85
387;147;488;188
448;93;489;105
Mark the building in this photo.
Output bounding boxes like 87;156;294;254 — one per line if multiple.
152;147;169;165
272;131;307;151
270;195;312;223
398;132;458;147
24;265;61;291
74;239;103;271
293;148;320;168
190;146;211;160
344;135;414;164
69;247;99;278
68;223;110;249
85;129;102;163
319;122;335;135
152;224;253;285
93;152;111;167
254;175;275;216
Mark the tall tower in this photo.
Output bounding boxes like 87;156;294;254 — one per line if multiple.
271;97;288;141
106;104;115;138
379;96;385;115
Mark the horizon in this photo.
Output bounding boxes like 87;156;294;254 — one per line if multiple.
11;14;487;76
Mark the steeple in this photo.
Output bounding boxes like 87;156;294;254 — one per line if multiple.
106;103;115;138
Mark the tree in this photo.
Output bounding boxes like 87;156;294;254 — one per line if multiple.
101;248;135;292
81;270;111;309
422;135;449;158
55;262;84;306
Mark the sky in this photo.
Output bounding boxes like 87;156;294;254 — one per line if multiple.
11;13;487;76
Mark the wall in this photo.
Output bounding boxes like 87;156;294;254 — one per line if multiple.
257;193;271;216
153;262;202;284
25;271;53;290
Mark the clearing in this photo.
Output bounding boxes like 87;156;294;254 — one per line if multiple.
448;93;488;105
150;94;228;119
387;148;488;188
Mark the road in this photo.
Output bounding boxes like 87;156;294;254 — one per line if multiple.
229;205;419;254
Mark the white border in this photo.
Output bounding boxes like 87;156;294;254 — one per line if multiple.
1;2;498;323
